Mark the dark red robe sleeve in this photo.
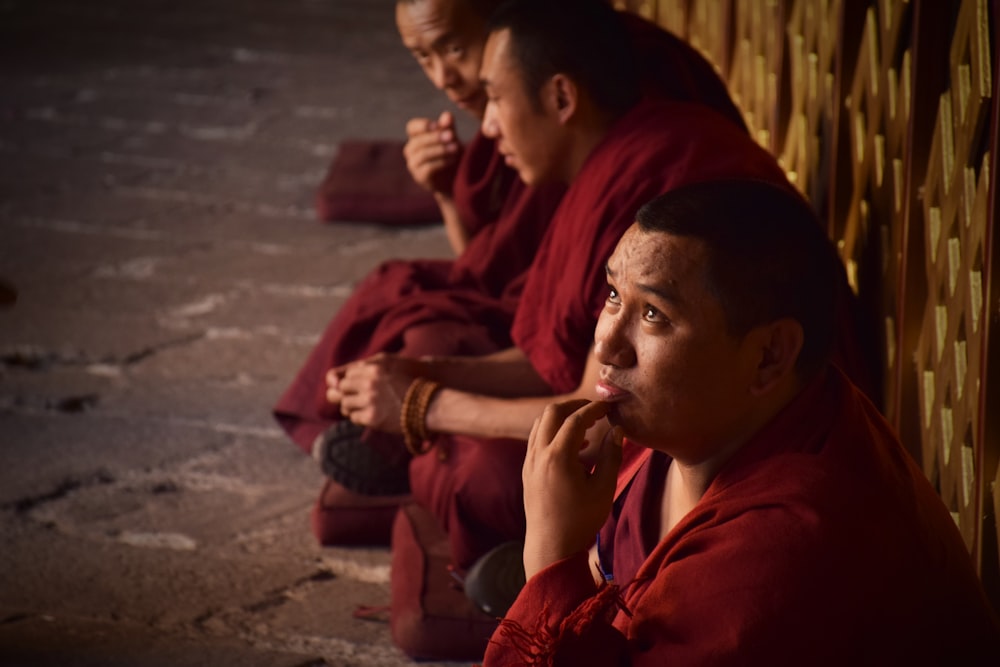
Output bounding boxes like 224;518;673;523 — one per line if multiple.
483;551;628;667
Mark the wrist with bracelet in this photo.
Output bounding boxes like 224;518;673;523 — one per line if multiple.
400;378;441;456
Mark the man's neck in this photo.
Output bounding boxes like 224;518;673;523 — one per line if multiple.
668;376;804;510
560;103;624;183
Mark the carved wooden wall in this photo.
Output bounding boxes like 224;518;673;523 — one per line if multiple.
619;0;999;610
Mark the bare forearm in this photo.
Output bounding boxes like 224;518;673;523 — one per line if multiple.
417;347;553;397
424;389;566;441
423;349;603;441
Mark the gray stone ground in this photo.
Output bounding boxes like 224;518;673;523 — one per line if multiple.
0;0;479;665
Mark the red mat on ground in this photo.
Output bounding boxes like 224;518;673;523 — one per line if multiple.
315;139;441;225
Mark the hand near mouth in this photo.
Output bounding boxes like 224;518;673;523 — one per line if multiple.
522;399;624;579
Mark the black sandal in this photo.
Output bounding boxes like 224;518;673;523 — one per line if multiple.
312;421;411;496
462;540;526;617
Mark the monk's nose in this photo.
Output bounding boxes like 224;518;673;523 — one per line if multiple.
594;310;635;368
430;58;459;91
481;102;499;138
428;58;448;90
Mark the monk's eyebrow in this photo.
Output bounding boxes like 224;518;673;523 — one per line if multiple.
429;32;458;51
638;281;683;306
607;263;683;305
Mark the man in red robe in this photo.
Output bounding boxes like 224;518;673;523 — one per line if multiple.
483;179;1000;665
275;0;754;547
274;0;565;545
329;0;817;578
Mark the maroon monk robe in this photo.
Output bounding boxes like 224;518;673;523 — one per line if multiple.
621;11;747;132
273;132;565;453
411;99;792;570
483;367;1000;666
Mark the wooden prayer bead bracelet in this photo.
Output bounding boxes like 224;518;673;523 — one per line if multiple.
400;378;440;456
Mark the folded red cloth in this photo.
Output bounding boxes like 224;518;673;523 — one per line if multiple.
315;139;441;225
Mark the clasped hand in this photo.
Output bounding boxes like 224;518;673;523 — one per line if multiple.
522;399;624;579
325;353;418;433
404;111;461;197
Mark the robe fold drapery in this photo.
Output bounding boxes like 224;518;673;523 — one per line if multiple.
483;367;1000;666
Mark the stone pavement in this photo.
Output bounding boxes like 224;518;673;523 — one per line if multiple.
0;0;479;665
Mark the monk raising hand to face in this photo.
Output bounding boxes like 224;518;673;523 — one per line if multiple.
522;399;623;579
404;110;461;197
403;109;468;254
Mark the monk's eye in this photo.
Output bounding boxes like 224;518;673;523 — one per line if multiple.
643;305;663;322
606;287;620;305
446;43;466;59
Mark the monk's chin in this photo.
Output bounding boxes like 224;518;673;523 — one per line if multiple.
606;404;636;436
607;408;652;448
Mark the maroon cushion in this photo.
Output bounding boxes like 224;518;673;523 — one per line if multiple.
316;140;441;225
310;479;408;547
390;502;499;661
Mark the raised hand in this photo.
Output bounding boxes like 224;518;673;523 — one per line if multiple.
403;110;462;197
522;399;624;579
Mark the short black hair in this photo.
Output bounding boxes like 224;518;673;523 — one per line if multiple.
397;0;502;21
635;180;839;380
486;0;640;115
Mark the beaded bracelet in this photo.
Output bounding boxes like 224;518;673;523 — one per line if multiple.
400;378;440;456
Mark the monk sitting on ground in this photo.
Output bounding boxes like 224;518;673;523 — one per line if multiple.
483;179;1000;664
274;0;565;545
274;0;752;549
327;0;875;607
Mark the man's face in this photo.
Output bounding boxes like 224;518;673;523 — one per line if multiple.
594;224;762;462
479;28;565;185
396;0;488;118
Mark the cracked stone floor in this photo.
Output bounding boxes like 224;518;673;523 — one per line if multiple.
0;0;476;664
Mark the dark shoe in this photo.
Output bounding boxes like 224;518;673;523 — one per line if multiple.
462;540;526;617
312;421;411;496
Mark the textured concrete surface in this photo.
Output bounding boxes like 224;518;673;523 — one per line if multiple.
0;0;476;665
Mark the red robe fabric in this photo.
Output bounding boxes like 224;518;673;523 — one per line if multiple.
483;367;1000;666
622;12;746;131
273;132;565;452
411;99;791;569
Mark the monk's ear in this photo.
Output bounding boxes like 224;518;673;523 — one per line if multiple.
748;318;803;395
544;73;578;124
